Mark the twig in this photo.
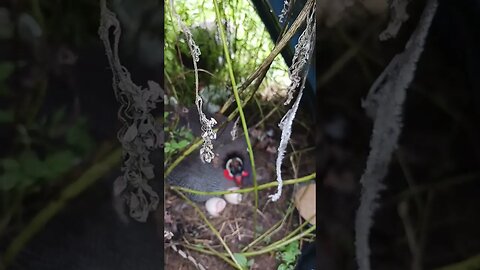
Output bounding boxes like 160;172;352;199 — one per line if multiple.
183;244;237;268
435;253;480;270
398;200;421;270
242;225;316;257
170;173;315;196
241;202;296;252
172;189;243;270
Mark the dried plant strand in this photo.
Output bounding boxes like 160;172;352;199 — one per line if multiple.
230;116;240;140
380;0;410;41
99;0;162;222
269;2;316;202
355;1;438;269
164;230;174;240
169;0;217;163
170;243;207;270
279;0;292;23
285;3;316;105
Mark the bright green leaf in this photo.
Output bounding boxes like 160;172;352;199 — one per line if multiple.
233;253;248;269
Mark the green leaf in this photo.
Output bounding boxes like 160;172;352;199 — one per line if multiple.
177;139;190;148
51;107;66;125
284;241;299;253
0;62;15;82
19;151;48;178
255;225;264;233
1;158;20;172
18;174;36;189
171;141;180;149
66;118;94;154
0;110;14;123
276;240;300;269
0;170;35;190
263;235;272;245
45;150;77;179
282;251;297;264
233;253;248;269
0;172;20;190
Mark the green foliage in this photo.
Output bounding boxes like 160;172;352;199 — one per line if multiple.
65;117;94;154
0;109;14;123
263;235;272;245
164;131;192;154
0;108;94;191
38;0;99;46
0;61;15;83
0;61;15;123
233;253;254;270
164;0;290;106
0;150;77;191
164;112;194;164
234;253;248;269
276;240;301;270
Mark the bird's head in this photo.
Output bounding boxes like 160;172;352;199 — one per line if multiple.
223;154;249;187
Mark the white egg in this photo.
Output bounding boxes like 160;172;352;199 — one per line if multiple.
205;197;226;217
224;187;242;205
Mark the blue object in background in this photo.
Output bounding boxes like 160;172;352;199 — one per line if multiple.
251;0;316;115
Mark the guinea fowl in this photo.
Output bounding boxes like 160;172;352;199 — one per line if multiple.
166;107;252;215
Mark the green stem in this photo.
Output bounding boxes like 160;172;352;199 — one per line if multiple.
164;137;203;178
282;217;314;243
1;148;122;268
212;0;259;238
435;253;480;270
170;173;315;196
242;225;316;257
173;189;243;270
164;114;234;179
241;202;296;252
182;244;237;268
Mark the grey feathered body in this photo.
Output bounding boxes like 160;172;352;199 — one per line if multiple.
166;108;251;202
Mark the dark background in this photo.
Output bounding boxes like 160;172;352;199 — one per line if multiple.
318;0;480;269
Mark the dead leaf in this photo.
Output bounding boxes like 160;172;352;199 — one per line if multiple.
294;183;316;225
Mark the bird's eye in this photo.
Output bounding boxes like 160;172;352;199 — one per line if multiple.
226;157;243;175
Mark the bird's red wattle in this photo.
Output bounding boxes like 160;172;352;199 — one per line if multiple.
224;169;249;186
